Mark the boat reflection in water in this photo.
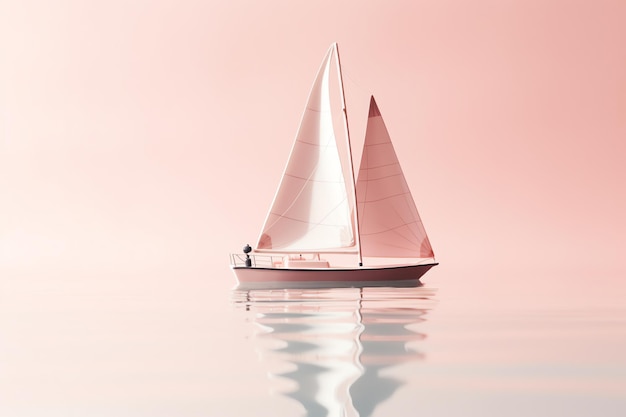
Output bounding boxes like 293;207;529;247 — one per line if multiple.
232;285;437;417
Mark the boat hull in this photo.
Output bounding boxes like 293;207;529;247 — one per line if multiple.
232;263;438;289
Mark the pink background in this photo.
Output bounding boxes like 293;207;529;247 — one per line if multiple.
2;1;626;414
3;0;625;281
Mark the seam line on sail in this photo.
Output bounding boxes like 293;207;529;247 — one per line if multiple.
359;161;399;170
364;142;393;147
356;172;403;182
362;191;411;203
360;220;421;236
268;213;351;228
284;173;346;183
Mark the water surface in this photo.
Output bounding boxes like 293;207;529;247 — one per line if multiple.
1;268;625;416
231;275;626;417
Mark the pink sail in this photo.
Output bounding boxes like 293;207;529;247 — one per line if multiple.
256;45;356;253
356;97;434;259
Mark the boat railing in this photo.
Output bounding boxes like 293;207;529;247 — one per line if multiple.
230;253;284;268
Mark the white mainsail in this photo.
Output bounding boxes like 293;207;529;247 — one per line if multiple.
356;96;434;259
256;45;357;253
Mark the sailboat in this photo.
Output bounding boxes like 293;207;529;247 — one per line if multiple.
230;43;437;288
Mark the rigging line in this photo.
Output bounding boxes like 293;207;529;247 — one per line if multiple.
343;69;372;97
335;43;362;267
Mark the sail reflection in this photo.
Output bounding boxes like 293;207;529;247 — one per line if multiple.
232;286;437;417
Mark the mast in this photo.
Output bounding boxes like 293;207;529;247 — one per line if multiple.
334;43;364;267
